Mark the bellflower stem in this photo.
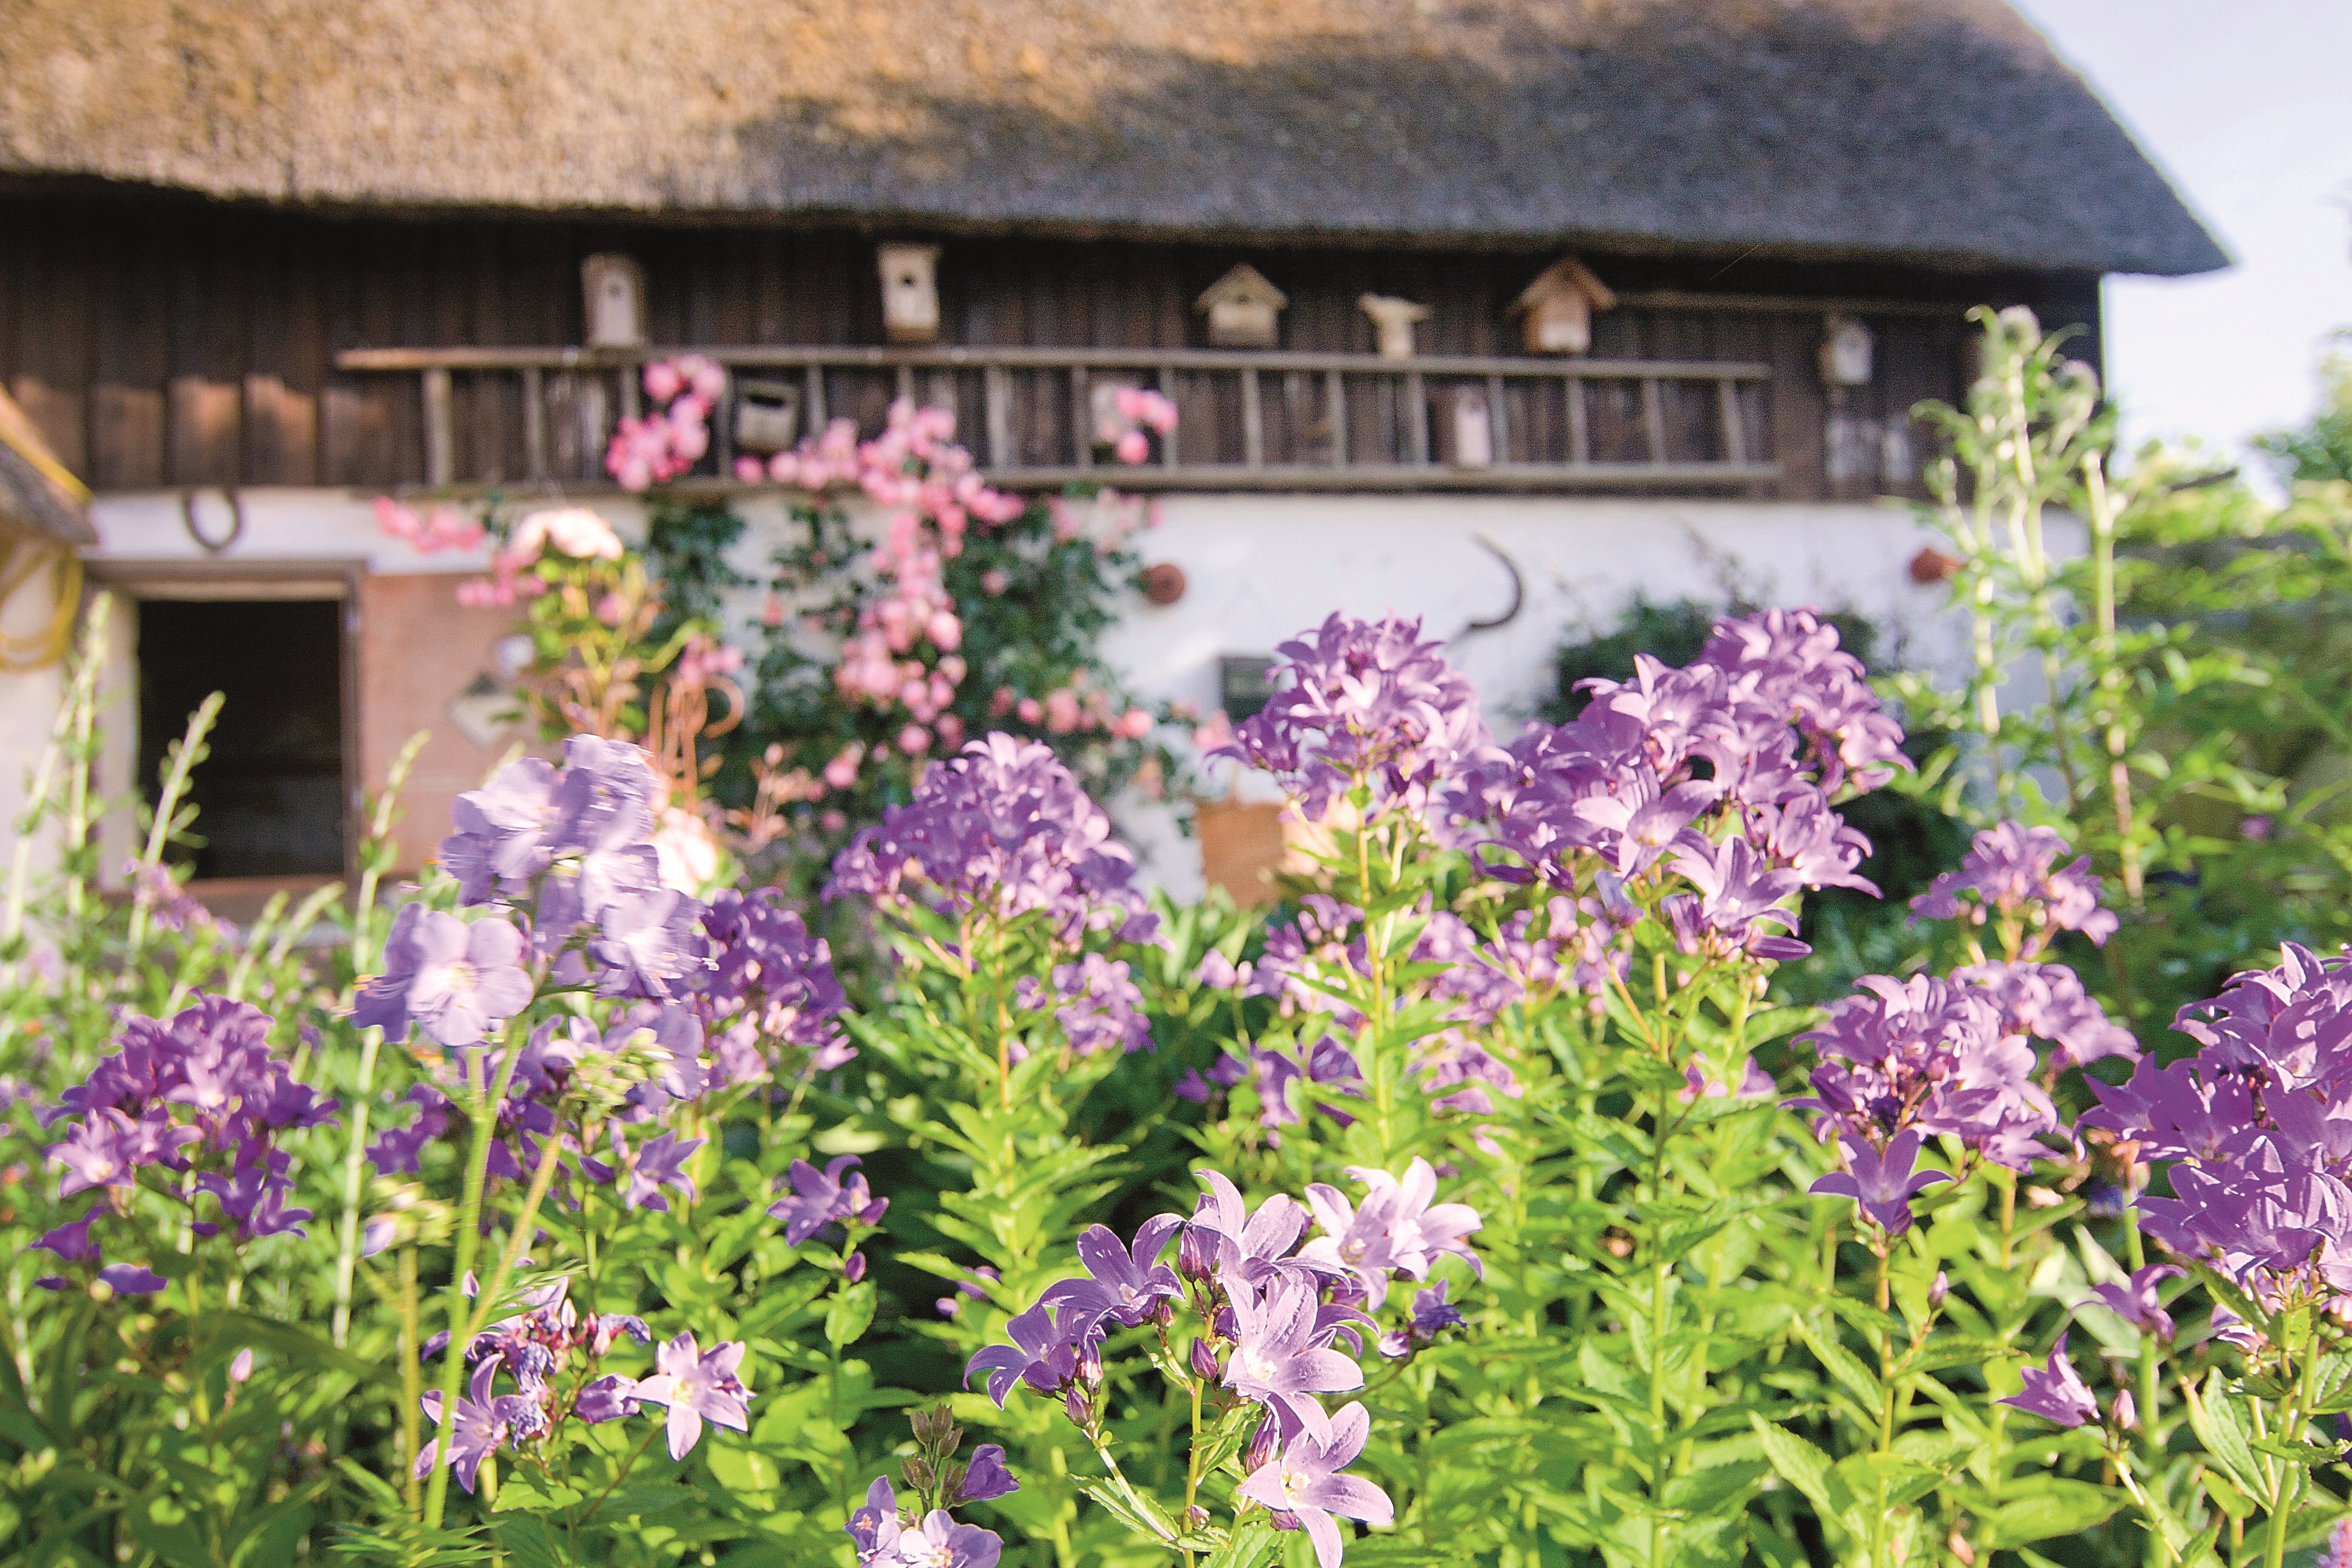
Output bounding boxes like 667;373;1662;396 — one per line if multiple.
422;1016;533;1529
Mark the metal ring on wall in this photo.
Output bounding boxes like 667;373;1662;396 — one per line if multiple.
181;488;247;555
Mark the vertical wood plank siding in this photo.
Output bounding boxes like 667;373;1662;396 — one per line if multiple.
0;191;2085;501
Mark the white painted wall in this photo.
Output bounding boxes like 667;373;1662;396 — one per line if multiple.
2;487;2010;900
1092;493;1983;893
0;557;68;901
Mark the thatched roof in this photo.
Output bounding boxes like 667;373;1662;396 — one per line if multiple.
0;388;95;548
0;0;2226;276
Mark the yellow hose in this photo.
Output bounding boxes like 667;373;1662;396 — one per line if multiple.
0;537;83;671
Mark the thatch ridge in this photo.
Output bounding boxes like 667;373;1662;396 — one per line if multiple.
0;0;2227;276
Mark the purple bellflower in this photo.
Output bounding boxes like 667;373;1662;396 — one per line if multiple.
1808;1131;1952;1238
622;1130;703;1212
1217;612;1491;825
630;1331;752;1459
1912;822;2119;950
1042;1217;1184;1329
965;1301;1088;1405
769;1154;887;1246
1183;1170;1313;1289
352;906;533;1050
1299;1158;1483;1308
826;733;1156;945
1236;1400;1396;1568
1221;1275;1366;1445
2000;1332;2099;1428
2086;1264;2181;1339
890;1512;1004;1568
416;1357;541;1493
958;1443;1020;1503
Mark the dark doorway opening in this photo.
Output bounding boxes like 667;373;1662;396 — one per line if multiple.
137;598;348;880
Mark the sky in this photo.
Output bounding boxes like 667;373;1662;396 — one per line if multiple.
2008;0;2352;469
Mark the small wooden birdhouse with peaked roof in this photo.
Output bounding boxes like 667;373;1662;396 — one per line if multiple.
1512;256;1617;356
1358;294;1431;360
1197;264;1287;348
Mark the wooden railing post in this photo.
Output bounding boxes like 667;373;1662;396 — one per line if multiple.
421;368;454;488
1717;376;1748;465
1158;365;1180;469
521;367;548;481
1240;368;1264;470
1641;377;1670;465
984;365;1011;467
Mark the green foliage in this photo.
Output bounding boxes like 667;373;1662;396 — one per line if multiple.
643;486;1178;890
1893;306;2352;1032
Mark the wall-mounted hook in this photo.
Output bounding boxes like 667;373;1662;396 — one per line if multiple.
180;488;246;555
1459;532;1524;638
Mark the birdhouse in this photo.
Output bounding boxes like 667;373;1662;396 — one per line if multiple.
1358;295;1431;360
1511;257;1616;356
1196;265;1287;349
1820;315;1875;387
581;253;647;348
878;243;941;344
731;378;804;454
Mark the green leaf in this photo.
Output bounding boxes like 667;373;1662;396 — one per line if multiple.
2183;1370;2267;1499
1201;1519;1279;1568
494;1518;563;1568
124;1492;215;1568
1076;1479;1176;1545
491;1480;583;1513
1976;1482;2122;1547
592;1482;693;1518
1796;1319;1884;1407
825;1281;878;1348
1749;1416;1842;1518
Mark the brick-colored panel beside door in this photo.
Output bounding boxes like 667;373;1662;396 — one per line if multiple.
355;573;531;875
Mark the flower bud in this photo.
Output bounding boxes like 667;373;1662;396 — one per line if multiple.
1243;1414;1281;1472
1064;1386;1091;1428
1184;1505;1210;1532
901;1455;936;1493
2111;1390;2137;1431
909;1405;953;1448
1177;1224;1217;1283
1189;1337;1219;1380
844;1250;868;1284
1928;1270;1950;1310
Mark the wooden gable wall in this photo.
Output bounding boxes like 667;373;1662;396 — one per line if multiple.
0;187;2099;503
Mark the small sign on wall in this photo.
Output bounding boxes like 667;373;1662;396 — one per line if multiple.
447;671;520;751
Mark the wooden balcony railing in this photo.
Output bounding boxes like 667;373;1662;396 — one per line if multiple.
333;343;1779;494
